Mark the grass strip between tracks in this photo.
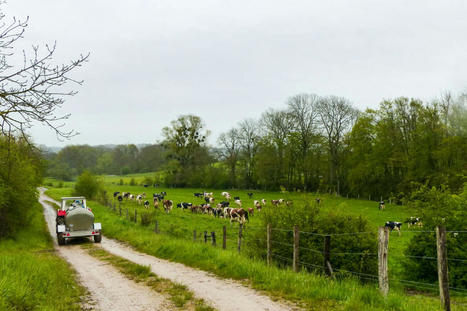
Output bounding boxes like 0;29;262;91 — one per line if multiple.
81;243;215;311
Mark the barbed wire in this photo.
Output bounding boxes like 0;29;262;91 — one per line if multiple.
404;255;467;263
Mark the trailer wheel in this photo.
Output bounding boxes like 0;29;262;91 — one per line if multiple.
57;235;65;246
94;234;102;243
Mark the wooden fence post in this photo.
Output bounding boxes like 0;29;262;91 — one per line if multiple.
134;209;137;223
204;231;208;243
267;223;271;266
126;208;129;220
212;231;216;246
223;225;226;250
237;224;243;253
324;235;331;276
378;226;389;296
119;206;121;216
154;220;159;233
193;230;197;241
436;226;450;311
293;226;299;272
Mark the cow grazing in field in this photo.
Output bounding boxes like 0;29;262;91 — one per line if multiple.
230;208;249;224
405;217;422;228
223;207;233;217
136;194;144;205
278;199;285;204
233;196;240;201
234;199;242;207
385;221;402;236
261;199;267;206
143;200;150;209
247;192;253;198
213;207;224;218
123;192;130;199
204;196;214;204
315;198;321;205
153;193;164;202
204;192;213;197
163;200;173;213
161;191;167;196
248;207;254;216
271;200;280;206
254;200;262;211
221;192;230;197
128;194;135;200
379;201;385;210
220;201;229;207
117;195;123;202
286;200;293;206
144;184;149;188
113;191;120;198
153;199;159;209
194;192;203;198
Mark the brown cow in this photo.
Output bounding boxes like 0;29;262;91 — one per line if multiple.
163;200;173;213
248;207;254;216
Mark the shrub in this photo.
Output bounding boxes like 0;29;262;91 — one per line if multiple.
118;178;124;185
403;184;467;288
246;199;377;278
129;178;136;186
140;213;153;226
73;171;102;199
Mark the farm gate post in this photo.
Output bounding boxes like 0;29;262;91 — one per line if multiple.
134;209;137;223
223;225;226;249
378;226;389;296
237;224;243;253
324;235;331;276
293;226;299;272
126;208;129;220
154;220;159;233
267;223;271;266
436;226;450;311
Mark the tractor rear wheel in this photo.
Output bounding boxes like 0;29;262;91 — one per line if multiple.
94;234;102;243
57;235;65;246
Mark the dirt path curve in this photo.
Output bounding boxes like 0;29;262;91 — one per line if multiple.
40;191;296;311
39;189;174;311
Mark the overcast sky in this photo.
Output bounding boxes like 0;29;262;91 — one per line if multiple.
5;0;467;147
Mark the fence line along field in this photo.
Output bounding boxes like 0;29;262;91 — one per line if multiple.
44;174;467;310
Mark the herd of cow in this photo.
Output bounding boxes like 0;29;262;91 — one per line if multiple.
113;191;291;224
113;190;423;231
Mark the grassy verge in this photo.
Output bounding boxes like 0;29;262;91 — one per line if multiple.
44;187;467;311
81;243;214;311
0;202;85;310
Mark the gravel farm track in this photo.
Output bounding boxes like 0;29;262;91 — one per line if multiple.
39;189;297;311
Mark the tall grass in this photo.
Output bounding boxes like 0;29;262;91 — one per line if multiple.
0;202;84;310
44;186;465;310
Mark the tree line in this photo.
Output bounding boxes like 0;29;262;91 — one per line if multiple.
45;92;467;200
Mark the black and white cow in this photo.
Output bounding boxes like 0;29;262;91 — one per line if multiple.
143;200;150;209
405;217;422;228
385;221;402;236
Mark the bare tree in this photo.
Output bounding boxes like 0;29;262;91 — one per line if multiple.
317;95;357;194
218;128;240;187
260;108;294;186
238;119;260;188
287;93;320;190
0;7;89;141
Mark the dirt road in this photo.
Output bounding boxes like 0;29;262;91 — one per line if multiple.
40;190;296;311
40;190;174;311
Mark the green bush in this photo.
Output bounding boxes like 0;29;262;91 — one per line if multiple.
246;200;377;278
0;136;43;238
129;177;136;186
403;184;467;288
73;171;102;199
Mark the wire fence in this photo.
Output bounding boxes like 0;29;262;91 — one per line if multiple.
103;199;467;307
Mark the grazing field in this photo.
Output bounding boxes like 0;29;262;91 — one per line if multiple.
0;202;84;310
43;174;467;310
